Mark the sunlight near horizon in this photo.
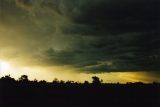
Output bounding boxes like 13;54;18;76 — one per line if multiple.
0;59;22;78
0;60;11;74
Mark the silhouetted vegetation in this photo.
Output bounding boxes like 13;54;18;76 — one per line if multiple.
92;76;103;84
18;75;29;82
0;75;160;107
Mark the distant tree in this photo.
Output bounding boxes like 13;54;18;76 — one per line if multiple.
18;75;29;82
0;75;15;83
33;79;38;83
39;80;47;84
84;81;89;84
52;78;59;84
135;82;144;85
117;82;120;85
92;76;102;85
66;80;74;84
126;82;133;84
60;80;65;84
75;81;81;84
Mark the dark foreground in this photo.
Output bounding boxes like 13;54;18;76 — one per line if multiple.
0;82;160;107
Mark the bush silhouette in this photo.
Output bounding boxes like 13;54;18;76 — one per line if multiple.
39;80;47;84
18;75;29;82
84;81;89;84
0;75;15;83
52;78;59;84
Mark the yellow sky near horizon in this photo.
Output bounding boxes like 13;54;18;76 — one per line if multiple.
0;59;159;83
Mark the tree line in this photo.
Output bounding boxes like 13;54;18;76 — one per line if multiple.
0;74;159;85
0;75;104;85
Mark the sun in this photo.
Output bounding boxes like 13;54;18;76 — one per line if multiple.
0;60;11;72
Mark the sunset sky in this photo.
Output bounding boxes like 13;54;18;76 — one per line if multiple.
0;0;160;83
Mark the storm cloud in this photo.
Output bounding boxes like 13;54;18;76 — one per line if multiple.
0;0;160;73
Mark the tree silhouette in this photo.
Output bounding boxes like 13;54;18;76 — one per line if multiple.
92;76;102;85
33;79;38;83
66;80;74;84
39;80;47;84
84;81;89;84
60;80;65;84
18;75;29;82
52;78;59;84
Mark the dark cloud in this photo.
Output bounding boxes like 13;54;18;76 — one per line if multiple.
62;0;160;35
0;0;160;73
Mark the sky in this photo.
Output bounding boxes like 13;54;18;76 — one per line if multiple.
0;0;160;83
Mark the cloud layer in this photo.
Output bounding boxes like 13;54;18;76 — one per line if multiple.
0;0;160;73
